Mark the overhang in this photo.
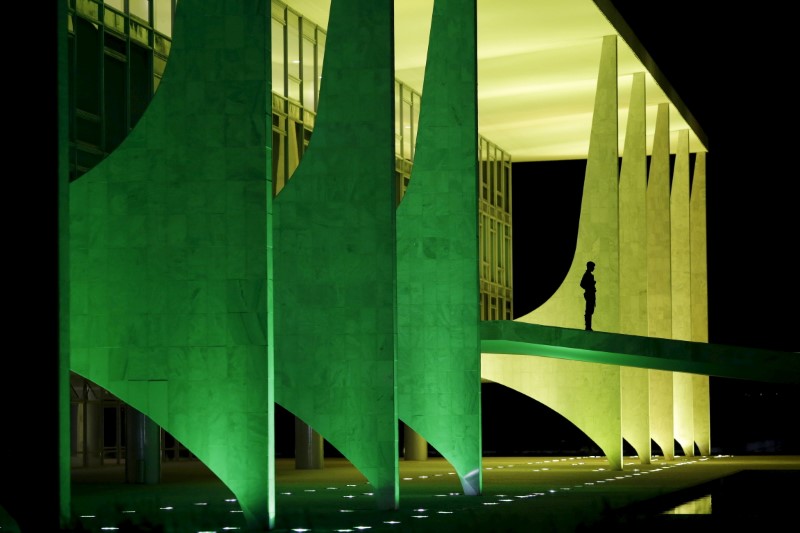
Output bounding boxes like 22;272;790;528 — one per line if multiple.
284;0;708;162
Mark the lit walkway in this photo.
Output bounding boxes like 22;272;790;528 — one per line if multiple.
480;321;800;383
66;455;800;532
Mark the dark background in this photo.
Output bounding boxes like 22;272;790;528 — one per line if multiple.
505;1;798;456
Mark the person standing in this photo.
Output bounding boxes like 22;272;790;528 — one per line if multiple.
580;261;596;331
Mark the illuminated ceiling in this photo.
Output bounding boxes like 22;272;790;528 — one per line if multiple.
284;0;708;162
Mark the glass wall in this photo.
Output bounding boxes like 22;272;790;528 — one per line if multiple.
67;0;176;181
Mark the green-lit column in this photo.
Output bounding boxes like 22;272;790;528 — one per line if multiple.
671;130;694;456
647;103;672;339
618;72;650;463
273;0;399;510
517;35;619;333
69;1;274;528
397;0;481;495
690;153;710;455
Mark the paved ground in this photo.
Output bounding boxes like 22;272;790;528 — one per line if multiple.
54;454;800;531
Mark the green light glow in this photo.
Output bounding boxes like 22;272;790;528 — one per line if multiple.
274;0;399;511
69;1;274;529
397;0;481;496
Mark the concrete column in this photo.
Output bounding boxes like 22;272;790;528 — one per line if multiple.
83;391;103;467
673;372;695;456
125;407;161;484
403;424;428;461
649;369;674;461
647;103;671;339
294;418;324;470
618;72;651;465
671;130;691;341
690;152;711;456
693;374;711;455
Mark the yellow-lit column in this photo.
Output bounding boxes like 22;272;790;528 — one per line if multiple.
619;72;650;463
647;103;673;460
621;367;649;463
693;374;710;456
673;372;694;457
647;103;671;339
671;130;694;457
482;353;623;471
403;424;428;461
649;370;674;461
671;129;691;340
690;152;710;455
517;34;619;333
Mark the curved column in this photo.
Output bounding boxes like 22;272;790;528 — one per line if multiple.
618;72;650;463
690;152;709;343
690;152;710;455
273;0;399;510
482;353;623;471
69;1;274;528
671;129;691;341
647;103;672;339
671;130;694;456
619;72;648;337
649;369;674;461
517;34;619;333
621;367;650;463
646;103;674;462
397;0;482;496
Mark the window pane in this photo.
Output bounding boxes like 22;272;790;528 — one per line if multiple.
104;54;127;151
271;18;285;96
75;17;101;114
76;0;100;20
130;19;149;44
153;0;172;36
104;0;124;11
287;12;300;80
130;0;150;22
302;36;314;109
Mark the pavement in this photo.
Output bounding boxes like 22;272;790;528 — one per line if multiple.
52;454;800;532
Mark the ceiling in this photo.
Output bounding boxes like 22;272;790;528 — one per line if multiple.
284;0;708;162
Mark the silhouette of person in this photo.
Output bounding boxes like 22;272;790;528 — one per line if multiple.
580;261;596;331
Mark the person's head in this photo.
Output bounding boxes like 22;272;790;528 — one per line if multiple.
587;261;595;271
